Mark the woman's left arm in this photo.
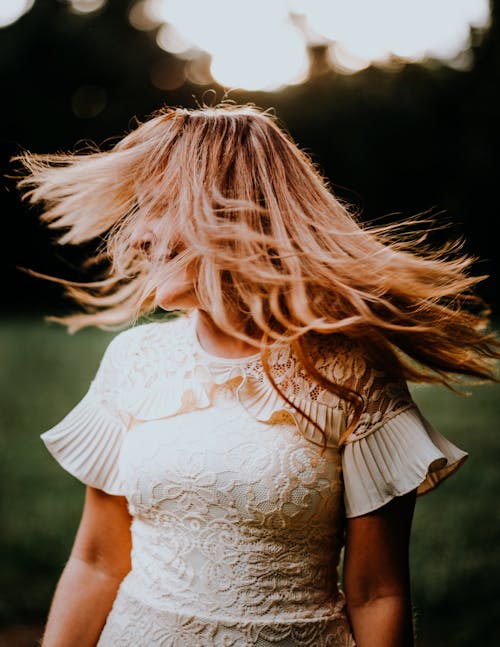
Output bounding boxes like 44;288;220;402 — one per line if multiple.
343;488;417;647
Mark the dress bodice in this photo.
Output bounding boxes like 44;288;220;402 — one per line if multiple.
120;404;345;621
40;312;469;645
111;313;349;622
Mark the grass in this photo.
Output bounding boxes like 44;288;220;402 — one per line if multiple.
408;383;500;647
1;316;499;647
0;317;116;636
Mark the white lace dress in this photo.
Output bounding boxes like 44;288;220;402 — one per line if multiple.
40;312;469;647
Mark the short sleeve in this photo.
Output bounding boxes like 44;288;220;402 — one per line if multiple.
40;330;132;495
338;349;469;517
342;406;469;517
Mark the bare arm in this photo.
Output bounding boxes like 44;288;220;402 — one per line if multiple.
343;489;417;647
40;486;132;647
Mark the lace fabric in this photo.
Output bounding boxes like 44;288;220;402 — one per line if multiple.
98;585;356;647
40;312;469;645
81;313;414;443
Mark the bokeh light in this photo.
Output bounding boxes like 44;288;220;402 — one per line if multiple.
129;0;160;31
68;0;107;15
156;22;201;59
0;0;34;28
130;0;490;89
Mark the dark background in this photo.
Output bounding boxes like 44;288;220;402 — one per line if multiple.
1;0;499;318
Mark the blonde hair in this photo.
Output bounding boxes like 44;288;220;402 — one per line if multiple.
13;102;500;448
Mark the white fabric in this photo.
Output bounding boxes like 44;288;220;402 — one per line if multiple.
342;408;468;517
40;330;133;495
40;312;468;646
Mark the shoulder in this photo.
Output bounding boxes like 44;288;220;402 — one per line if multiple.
103;314;190;358
307;333;369;384
94;314;192;385
263;334;364;406
310;332;407;386
301;333;413;415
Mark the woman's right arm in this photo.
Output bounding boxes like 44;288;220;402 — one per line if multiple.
40;486;132;647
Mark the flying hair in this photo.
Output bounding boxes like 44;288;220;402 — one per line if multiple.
12;101;500;449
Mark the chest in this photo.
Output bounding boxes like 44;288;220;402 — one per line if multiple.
118;402;344;530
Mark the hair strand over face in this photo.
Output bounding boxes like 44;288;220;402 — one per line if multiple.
12;102;500;449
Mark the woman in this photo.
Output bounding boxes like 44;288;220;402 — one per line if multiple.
15;103;499;647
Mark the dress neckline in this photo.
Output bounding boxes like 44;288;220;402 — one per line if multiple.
189;311;261;365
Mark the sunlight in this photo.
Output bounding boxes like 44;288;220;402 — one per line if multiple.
0;0;34;28
209;13;308;91
134;0;490;89
146;0;309;90
295;0;490;63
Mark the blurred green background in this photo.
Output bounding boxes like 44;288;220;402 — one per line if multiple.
1;1;500;646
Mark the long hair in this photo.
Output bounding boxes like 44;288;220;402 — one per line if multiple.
13;102;500;448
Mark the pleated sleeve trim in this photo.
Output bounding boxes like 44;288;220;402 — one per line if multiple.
40;387;128;495
342;407;469;518
38;326;141;496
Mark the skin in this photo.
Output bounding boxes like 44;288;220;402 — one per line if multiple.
40;487;132;647
41;222;417;645
344;489;417;646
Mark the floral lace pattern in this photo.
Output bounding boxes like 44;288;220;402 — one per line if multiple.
311;335;415;441
92;313;415;444
98;587;357;647
87;314;361;645
43;312;463;645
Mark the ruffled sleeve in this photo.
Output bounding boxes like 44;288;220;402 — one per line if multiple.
337;345;469;517
40;329;132;495
342;406;469;517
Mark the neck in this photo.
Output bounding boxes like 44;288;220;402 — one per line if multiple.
195;309;260;359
